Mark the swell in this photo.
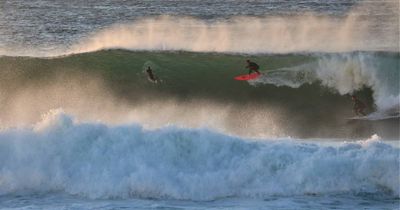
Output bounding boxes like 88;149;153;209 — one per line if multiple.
71;0;398;54
0;50;398;138
48;12;400;56
0;110;398;200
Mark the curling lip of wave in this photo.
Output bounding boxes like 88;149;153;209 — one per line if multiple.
0;110;398;200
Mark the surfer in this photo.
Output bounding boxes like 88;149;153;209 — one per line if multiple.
351;95;366;116
246;60;261;75
146;66;158;83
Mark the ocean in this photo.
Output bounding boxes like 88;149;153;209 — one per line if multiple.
0;0;399;209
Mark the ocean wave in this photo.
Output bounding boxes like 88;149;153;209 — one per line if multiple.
65;13;398;56
252;53;400;113
0;110;398;200
0;0;398;57
0;50;398;138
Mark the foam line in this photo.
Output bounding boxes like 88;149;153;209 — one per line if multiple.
0;110;398;200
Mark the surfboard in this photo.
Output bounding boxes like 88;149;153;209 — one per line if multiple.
346;116;368;121
148;76;161;84
234;72;261;81
346;115;399;121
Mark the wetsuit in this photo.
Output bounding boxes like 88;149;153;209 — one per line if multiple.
146;68;156;81
247;62;260;74
353;98;366;116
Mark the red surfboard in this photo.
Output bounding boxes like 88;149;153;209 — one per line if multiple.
234;72;261;81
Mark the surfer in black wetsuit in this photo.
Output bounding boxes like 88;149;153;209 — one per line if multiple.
146;66;158;83
246;60;261;75
351;95;366;116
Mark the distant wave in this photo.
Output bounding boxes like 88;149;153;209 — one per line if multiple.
66;13;398;55
0;110;398;200
1;14;398;57
65;0;398;55
0;0;397;57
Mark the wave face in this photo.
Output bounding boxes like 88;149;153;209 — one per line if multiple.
0;50;399;138
0;110;398;200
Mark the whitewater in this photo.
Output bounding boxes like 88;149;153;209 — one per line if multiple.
0;0;399;209
0;109;399;209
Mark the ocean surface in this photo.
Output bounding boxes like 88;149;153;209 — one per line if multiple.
0;0;399;209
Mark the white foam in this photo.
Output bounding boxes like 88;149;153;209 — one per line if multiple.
315;54;399;112
252;53;399;113
250;63;316;88
0;110;398;200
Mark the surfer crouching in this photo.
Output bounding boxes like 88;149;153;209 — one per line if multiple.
351;95;366;116
246;60;261;75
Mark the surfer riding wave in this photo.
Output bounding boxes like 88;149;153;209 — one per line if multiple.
246;60;261;75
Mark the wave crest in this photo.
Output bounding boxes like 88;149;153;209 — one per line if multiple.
67;12;397;55
0;110;398;200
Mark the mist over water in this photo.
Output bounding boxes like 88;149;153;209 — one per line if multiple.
0;51;398;139
0;110;398;201
69;13;397;55
0;0;399;209
0;0;398;56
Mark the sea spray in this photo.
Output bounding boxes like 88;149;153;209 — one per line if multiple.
67;14;395;55
0;51;398;138
0;0;399;209
0;110;398;200
253;53;400;113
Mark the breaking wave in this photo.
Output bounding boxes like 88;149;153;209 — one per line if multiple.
0;110;398;200
0;50;398;138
